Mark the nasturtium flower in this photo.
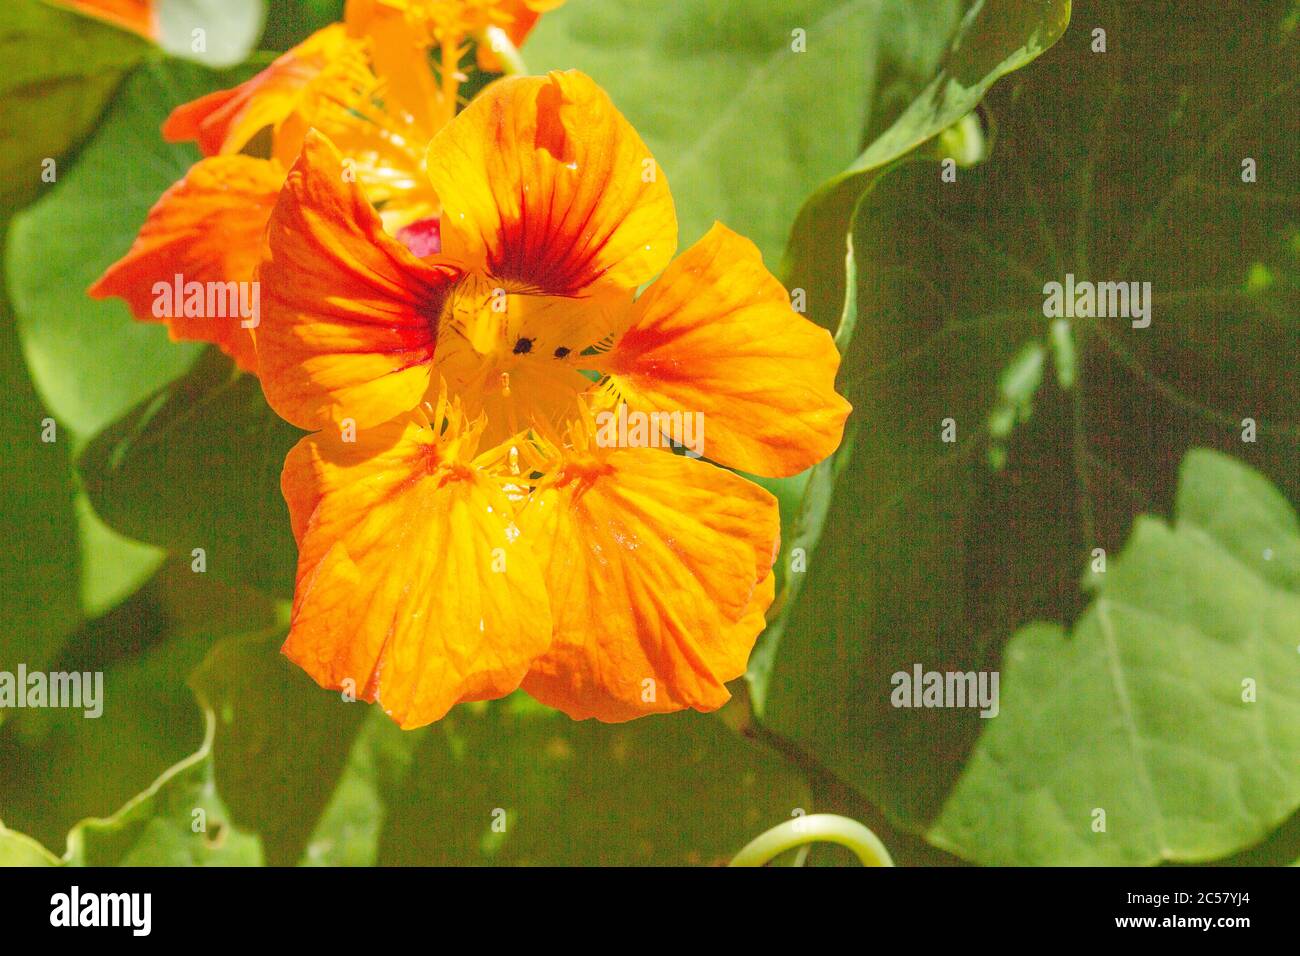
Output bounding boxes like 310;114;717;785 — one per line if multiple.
345;0;565;76
53;0;157;39
166;21;446;234
258;70;850;725
90;0;564;373
89;155;281;371
90;22;436;369
89;24;367;371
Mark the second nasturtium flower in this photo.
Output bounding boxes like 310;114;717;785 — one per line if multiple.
89;20;432;371
89;0;560;371
257;70;850;726
345;0;565;76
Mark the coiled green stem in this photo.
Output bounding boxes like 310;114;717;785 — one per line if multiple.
729;814;895;867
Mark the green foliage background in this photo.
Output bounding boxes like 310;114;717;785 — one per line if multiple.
1;0;1297;866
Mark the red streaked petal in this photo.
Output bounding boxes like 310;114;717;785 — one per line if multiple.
426;70;677;296
258;130;459;430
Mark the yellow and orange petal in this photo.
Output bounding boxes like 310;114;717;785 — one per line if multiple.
426;70;676;296
53;0;156;39
258;131;460;431
89;155;283;372
162;23;360;165
281;410;552;728
595;223;852;478
314;97;442;236
341;0;447;134
518;446;779;721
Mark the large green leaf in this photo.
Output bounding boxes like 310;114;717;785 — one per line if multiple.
0;0;146;216
0;230;162;698
188;632;811;866
189;629;366;866
0;270;81;681
526;0;967;265
6;58;249;441
76;495;165;617
782;0;1071;325
64;707;263;866
932;450;1300;864
80;349;303;595
0;571;277;853
755;0;1300;862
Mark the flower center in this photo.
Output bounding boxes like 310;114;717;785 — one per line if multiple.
433;271;619;447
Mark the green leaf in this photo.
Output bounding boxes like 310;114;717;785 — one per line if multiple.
782;0;1072;329
0;273;81;681
79;349;303;595
931;450;1300;864
526;0;967;266
188;631;811;866
755;0;1300;861
260;0;344;52
65;707;263;866
5;58;251;441
0;576;275;853
298;709;418;866
189;629;366;866
0;236;162;698
156;0;267;68
76;495;166;618
0;823;60;866
0;0;147;216
750;0;1069;708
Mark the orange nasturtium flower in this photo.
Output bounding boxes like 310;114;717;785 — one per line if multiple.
257;70;850;727
52;0;157;39
345;0;565;77
89;23;434;371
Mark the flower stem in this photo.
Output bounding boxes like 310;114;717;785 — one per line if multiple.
478;26;529;75
441;37;461;124
728;814;895;867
